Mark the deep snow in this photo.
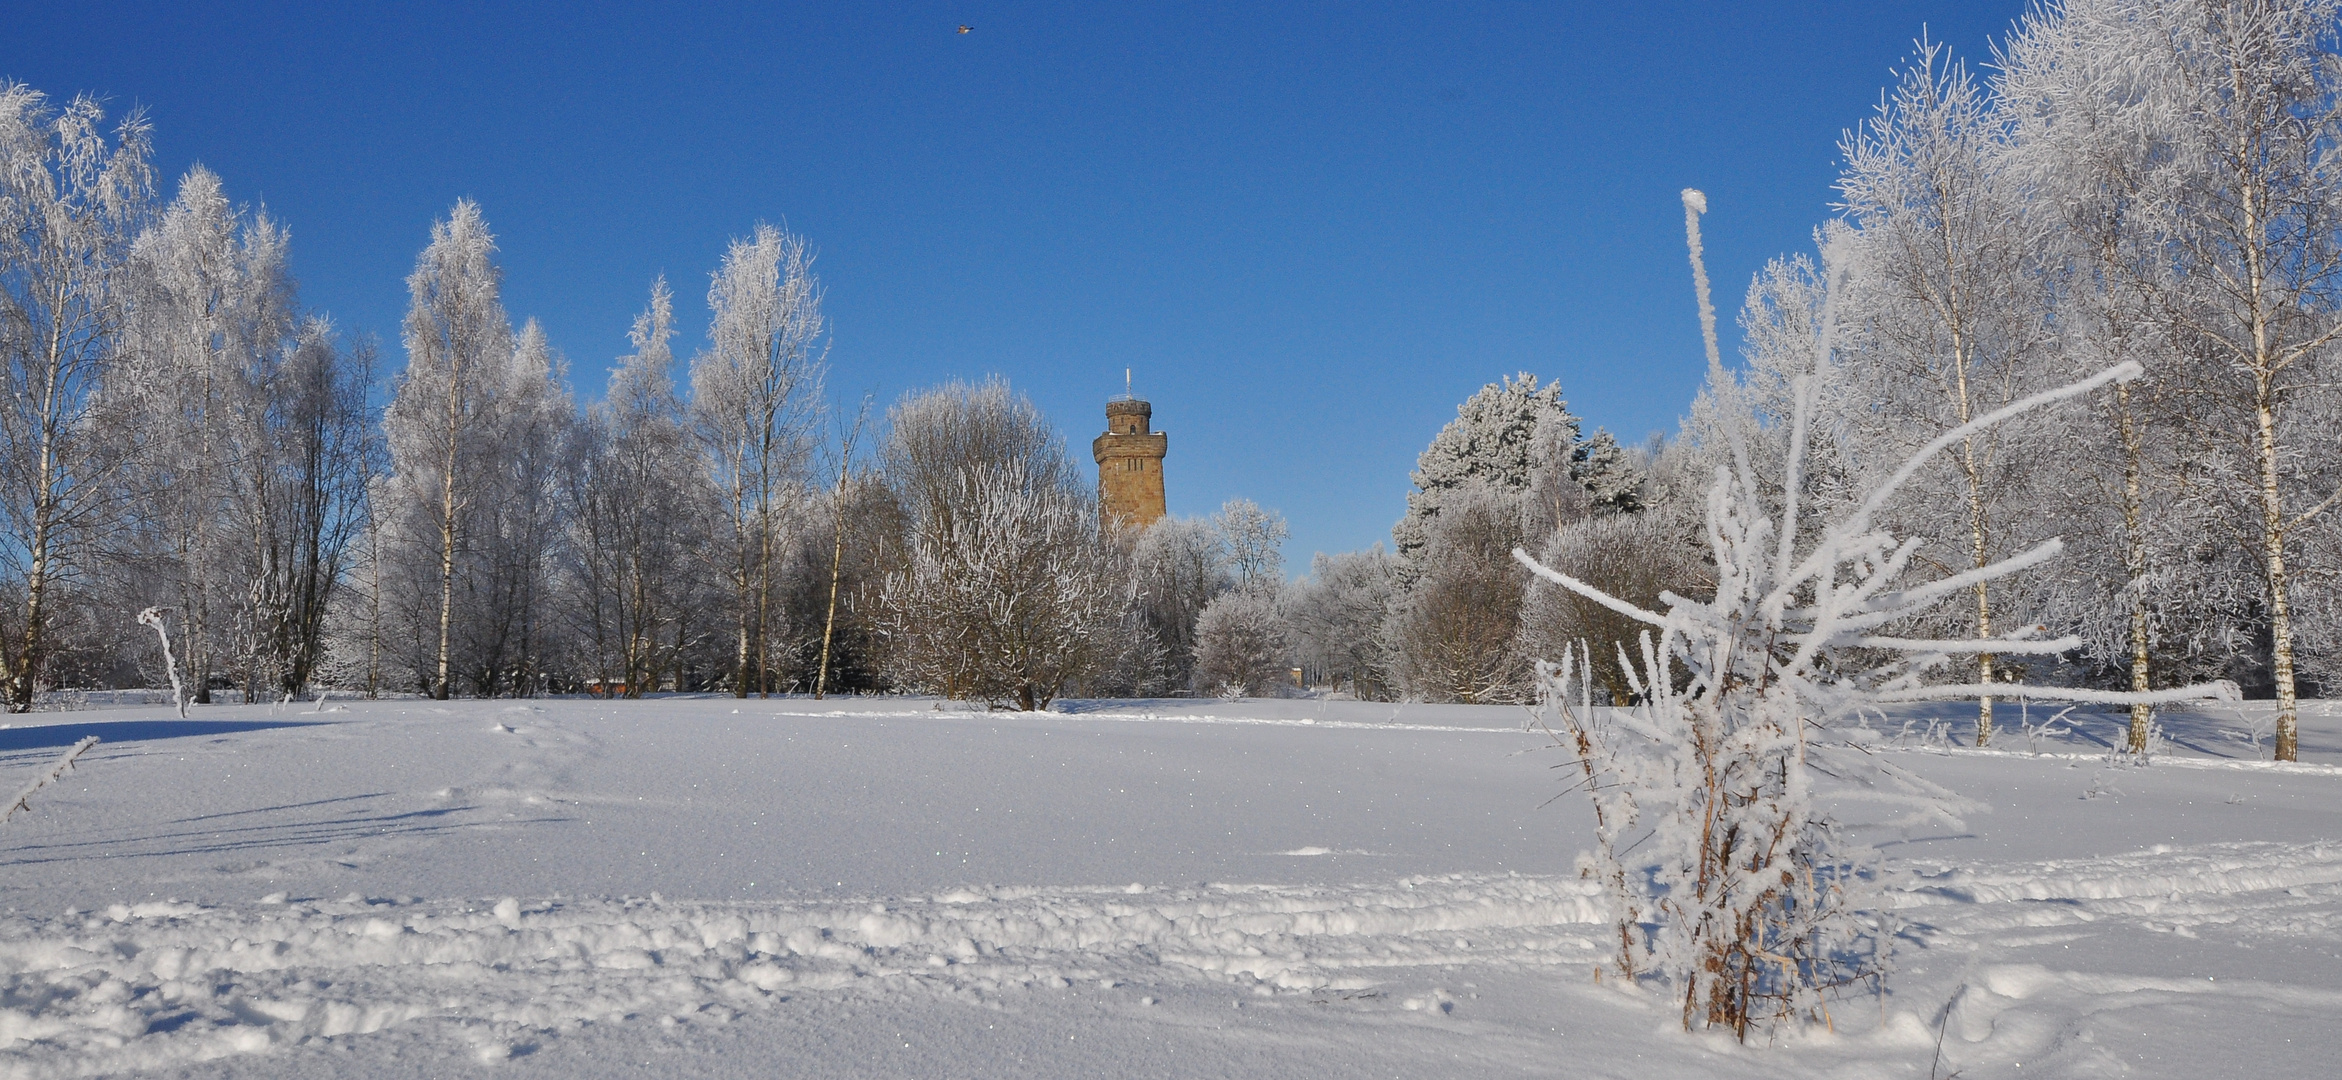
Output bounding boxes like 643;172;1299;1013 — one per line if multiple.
0;694;2335;1078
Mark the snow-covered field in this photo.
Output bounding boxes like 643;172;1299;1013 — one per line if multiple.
1;694;2336;1078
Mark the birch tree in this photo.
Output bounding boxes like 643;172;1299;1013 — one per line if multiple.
383;200;512;699
1129;515;1231;688
2143;0;2342;762
246;318;375;698
1837;41;2056;745
113;166;295;702
455;319;570;695
1213;498;1288;596
0;86;152;711
691;224;825;697
569;278;700;695
1997;0;2219;753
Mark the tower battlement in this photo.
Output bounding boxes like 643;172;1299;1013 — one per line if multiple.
1094;398;1167;529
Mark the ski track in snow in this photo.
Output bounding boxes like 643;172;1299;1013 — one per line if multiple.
2;842;2337;1077
0;874;1608;1077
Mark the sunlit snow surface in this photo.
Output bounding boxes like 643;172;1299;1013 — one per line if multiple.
0;695;2337;1078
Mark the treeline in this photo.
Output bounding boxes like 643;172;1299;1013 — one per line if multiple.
0;81;1364;709
1296;0;2342;763
7;0;2342;731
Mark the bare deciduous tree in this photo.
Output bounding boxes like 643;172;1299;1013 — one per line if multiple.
877;460;1119;710
0;86;152;711
1192;587;1292;697
1837;42;2056;745
692;225;825;698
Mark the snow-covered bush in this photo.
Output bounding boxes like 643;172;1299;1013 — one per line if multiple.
1385;482;1535;703
1518;512;1706;705
1191;588;1291;697
1521;191;2234;1038
875;461;1120;711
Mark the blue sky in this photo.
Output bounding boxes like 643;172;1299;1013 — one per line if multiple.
6;1;2028;566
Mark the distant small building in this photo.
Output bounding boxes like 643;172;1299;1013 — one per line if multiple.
1093;398;1167;530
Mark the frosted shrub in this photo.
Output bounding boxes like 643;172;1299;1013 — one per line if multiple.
1521;191;2233;1039
1384;482;1534;703
875;461;1120;710
1518;512;1705;705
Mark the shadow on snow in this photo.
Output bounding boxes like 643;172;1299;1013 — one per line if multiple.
0;718;329;755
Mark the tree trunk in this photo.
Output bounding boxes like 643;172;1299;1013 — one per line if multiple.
1947;328;1995;747
814;486;848;699
2237;168;2300;763
10;329;69;714
2256;383;2299;762
732;471;752;699
2116;380;2155;753
433;431;458;701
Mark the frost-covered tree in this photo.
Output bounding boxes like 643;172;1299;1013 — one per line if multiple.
1995;0;2233;752
691;224;825;697
453;319;571;696
2137;0;2342;762
1285;547;1399;699
1386;373;1641;702
378;201;573;698
881;376;1069;531
1192;588;1292;697
1836;40;2059;746
872;379;1115;707
111;166;301;701
236;318;376;699
1212;498;1287;596
1394;373;1580;566
791;467;900;697
876;460;1119;710
1674;1;2342;763
1384;482;1535;703
1128;514;1230;689
1519;512;1707;704
566;279;703;695
0;86;152;711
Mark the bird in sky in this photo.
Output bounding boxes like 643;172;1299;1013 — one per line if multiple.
957;25;974;34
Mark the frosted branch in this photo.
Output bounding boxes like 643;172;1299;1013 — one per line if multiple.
2;736;98;825
1513;547;1668;627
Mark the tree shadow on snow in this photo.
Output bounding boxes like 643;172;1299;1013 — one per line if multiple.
0;718;328;754
1;794;569;867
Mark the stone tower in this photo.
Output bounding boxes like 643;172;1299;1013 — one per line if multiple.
1092;398;1167;530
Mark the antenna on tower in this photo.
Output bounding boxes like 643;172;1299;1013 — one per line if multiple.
1125;367;1132;400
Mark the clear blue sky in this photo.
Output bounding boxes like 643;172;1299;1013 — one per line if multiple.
6;1;2027;566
